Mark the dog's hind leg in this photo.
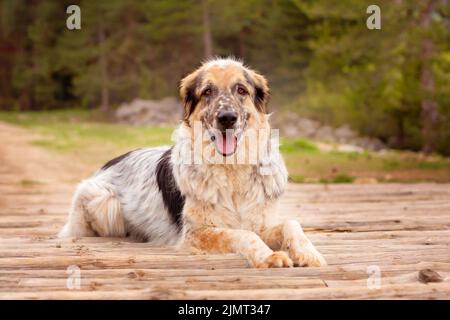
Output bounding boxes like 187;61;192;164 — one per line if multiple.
58;180;126;238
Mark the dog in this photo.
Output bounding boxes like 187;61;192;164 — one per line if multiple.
58;57;327;268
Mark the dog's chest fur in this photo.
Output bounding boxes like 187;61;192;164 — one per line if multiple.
172;149;287;231
191;165;258;209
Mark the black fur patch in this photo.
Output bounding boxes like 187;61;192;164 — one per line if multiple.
155;148;185;231
254;86;267;113
243;70;267;113
183;72;202;122
184;85;199;119
101;150;136;170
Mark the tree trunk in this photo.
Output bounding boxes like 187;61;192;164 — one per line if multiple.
238;27;247;59
397;113;405;148
202;0;213;59
419;0;439;154
97;19;109;113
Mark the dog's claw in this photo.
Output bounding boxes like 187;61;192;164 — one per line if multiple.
256;251;293;268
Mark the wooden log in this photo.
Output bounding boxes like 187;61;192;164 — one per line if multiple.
0;282;449;299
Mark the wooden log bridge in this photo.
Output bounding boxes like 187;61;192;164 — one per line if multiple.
1;180;449;299
0;122;449;299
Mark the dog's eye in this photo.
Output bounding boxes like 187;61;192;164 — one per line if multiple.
202;88;212;97
237;86;248;96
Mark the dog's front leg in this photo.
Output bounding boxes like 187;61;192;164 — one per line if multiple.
187;227;293;268
261;220;327;267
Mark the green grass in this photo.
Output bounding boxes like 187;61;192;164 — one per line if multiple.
280;138;318;153
0;110;173;151
284;147;450;183
1;110;450;183
331;174;355;183
0;109;96;126
0;110;173;166
27;122;173;152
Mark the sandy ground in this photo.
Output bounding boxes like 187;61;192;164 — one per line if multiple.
0;121;92;185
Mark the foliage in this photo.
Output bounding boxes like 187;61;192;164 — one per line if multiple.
0;0;449;154
291;0;450;154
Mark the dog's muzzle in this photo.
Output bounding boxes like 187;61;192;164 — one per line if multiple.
217;110;238;131
208;109;241;157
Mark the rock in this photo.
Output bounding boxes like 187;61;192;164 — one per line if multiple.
335;125;357;142
270;111;385;151
283;124;301;138
315;125;335;141
115;100;386;152
418;269;443;284
335;144;364;153
115;97;182;126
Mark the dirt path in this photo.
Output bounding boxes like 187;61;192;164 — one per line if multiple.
0;121;449;299
0;122;92;185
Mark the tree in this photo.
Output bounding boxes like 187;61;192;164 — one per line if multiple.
1;0;449;155
202;0;213;58
419;0;440;153
295;0;450;154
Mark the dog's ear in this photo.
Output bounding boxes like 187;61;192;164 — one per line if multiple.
252;72;270;113
179;70;200;123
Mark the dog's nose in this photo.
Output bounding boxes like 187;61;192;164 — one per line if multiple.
217;110;238;129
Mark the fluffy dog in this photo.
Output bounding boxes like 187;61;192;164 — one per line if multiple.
59;58;327;268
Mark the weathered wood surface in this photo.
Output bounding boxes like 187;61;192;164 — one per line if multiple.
0;181;449;299
0;122;449;299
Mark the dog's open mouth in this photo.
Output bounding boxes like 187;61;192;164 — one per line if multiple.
212;131;238;156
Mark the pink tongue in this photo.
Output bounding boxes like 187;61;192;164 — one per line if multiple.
216;133;237;156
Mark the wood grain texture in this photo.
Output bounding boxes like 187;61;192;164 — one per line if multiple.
0;180;449;299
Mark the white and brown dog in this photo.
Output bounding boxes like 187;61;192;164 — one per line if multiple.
59;58;327;268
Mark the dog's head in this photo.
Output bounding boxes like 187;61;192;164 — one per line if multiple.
179;58;270;157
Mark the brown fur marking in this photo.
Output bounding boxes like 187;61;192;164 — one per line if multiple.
190;228;232;253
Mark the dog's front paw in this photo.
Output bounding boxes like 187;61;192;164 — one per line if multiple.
255;251;293;268
290;247;327;267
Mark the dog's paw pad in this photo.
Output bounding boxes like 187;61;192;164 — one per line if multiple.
257;251;293;268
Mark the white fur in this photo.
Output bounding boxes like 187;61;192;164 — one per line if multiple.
59;147;183;246
202;57;244;70
59;121;286;240
172;123;287;232
58;57;326;268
